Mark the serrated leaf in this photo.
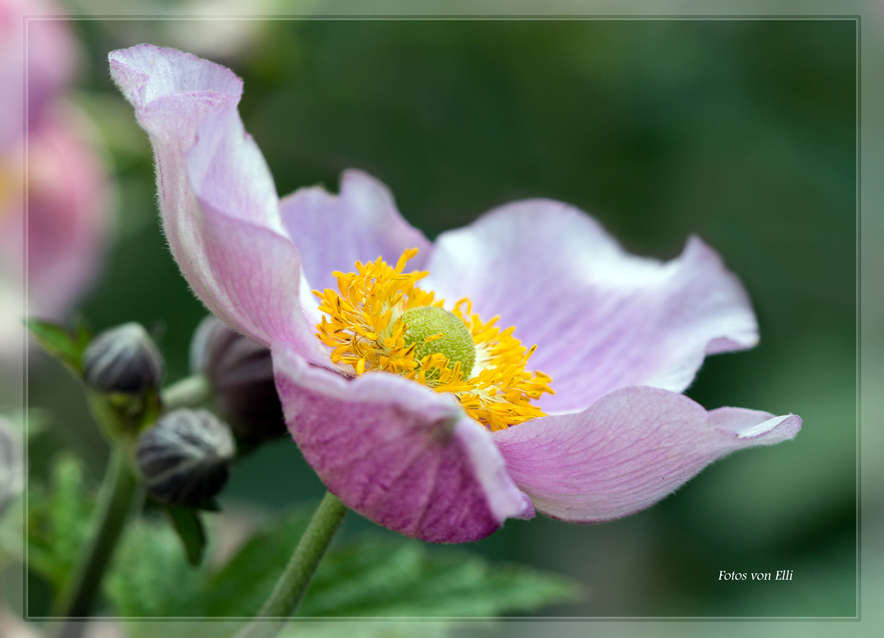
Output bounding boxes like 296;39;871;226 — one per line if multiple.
201;508;580;619
100;504;579;625
105;516;206;619
165;506;207;567
299;538;581;617
26;318;91;374
25;456;95;590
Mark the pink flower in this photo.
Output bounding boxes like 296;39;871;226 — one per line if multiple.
0;0;110;353
5;109;110;318
110;44;801;543
0;0;77;149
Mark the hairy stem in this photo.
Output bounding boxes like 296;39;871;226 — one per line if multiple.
234;492;348;638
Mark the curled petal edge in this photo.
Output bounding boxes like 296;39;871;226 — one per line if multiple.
424;200;759;413
109;45;326;363
492;386;801;523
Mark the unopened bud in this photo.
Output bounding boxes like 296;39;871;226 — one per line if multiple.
83;323;164;394
190;316;285;441
136;409;235;507
0;416;23;519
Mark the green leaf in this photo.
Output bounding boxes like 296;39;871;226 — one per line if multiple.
26;456;95;590
299;538;581;617
164;506;207;567
100;505;579;625
105;516;206;619
26;318;92;375
202;508;581;619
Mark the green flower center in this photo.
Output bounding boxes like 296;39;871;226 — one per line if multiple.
399;306;476;379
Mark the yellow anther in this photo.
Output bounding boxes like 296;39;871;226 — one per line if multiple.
313;250;553;430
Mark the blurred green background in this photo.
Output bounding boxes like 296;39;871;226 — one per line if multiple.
26;18;856;617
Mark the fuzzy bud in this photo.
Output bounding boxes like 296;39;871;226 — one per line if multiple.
83;323;164;394
190;316;286;441
136;409;235;507
0;416;23;519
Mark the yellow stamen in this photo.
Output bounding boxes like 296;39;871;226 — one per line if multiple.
313;249;554;430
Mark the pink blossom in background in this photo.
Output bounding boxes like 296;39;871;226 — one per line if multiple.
0;0;110;355
110;44;800;544
23;108;109;318
0;0;76;149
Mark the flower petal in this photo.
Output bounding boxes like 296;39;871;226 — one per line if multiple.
109;45;323;361
25;110;109;318
272;342;534;543
279;169;432;293
423;200;758;413
492;386;801;522
1;0;76;149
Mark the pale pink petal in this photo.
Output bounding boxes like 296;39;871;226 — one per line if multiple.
423;200;758;413
279;169;432;293
492;386;801;522
109;45;324;362
0;0;77;149
25;110;109;318
25;9;77;135
272;342;534;543
198;202;328;363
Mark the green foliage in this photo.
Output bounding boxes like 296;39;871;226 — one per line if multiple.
300;537;581;618
105;516;205;618
201;508;312;617
0;497;23;568
103;506;580;624
164;506;208;567
21;427;574;629
87;386;163;441
26;455;94;590
26;318;92;375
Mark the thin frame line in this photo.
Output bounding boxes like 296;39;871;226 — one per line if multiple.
20;14;862;624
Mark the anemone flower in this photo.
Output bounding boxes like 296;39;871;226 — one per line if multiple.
110;44;800;544
0;0;110;356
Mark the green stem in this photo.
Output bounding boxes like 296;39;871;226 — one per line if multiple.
48;374;211;638
161;374;211;410
234;492;348;638
51;446;140;635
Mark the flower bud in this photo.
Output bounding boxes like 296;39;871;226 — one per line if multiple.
0;416;23;519
190;316;286;441
83;323;164;394
136;408;235;507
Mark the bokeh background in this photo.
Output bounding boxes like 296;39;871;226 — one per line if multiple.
22;16;857;619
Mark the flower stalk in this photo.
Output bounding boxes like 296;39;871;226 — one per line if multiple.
51;372;211;637
51;446;140;634
235;491;348;638
161;374;211;410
